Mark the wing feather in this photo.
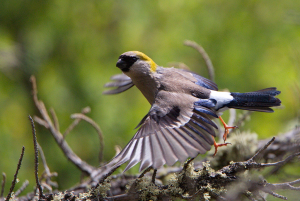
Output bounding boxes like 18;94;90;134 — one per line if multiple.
172;127;208;156
123;138;143;172
192;113;218;129
103;73;134;94
164;128;191;161
139;136;153;171
150;134;166;169
155;129;178;166
105;91;219;171
113;140;137;168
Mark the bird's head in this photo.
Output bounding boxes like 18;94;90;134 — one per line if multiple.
116;51;158;74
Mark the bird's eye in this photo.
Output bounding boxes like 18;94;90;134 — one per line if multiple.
121;55;139;64
117;55;139;72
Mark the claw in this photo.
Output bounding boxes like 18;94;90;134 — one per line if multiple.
219;116;237;142
213;140;231;156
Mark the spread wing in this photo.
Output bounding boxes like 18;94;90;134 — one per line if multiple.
105;91;218;172
103;73;134;94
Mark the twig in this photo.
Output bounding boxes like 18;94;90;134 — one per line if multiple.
63;107;91;138
6;146;25;201
99;165;120;184
15;180;29;196
37;143;51;182
138;167;152;179
50;108;60;131
151;169;157;184
266;151;297;176
1;173;6;197
30;75;95;175
70;113;104;163
92;165;121;192
183;157;195;170
33;116;49;129
39;172;58;190
63;119;81;138
257;126;300;167
288;178;300;186
222;152;300;176
30;76;54;128
37;143;58;191
260;152;300;168
40;183;52;193
271;179;300;191
29;115;44;198
184;40;215;82
249;137;275;162
261;188;287;200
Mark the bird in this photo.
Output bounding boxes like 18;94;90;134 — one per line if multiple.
103;51;281;172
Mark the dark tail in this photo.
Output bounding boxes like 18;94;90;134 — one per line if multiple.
227;87;281;112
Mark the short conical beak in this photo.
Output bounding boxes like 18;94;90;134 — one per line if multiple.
116;59;127;70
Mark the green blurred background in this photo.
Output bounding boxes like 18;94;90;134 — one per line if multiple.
0;0;299;198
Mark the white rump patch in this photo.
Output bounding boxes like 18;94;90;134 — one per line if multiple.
209;91;233;110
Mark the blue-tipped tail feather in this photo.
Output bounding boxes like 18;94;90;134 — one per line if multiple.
226;87;281;112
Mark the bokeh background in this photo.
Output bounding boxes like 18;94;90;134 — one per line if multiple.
0;0;299;198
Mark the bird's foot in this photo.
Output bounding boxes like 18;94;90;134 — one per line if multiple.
222;125;238;142
219;116;238;142
213;141;231;156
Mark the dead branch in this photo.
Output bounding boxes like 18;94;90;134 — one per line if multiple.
37;143;51;184
250;137;275;162
6;146;25;201
15;180;29;197
29;115;44;198
30;76;96;175
33;116;49;129
272;179;300;190
29;76;121;191
63;107;91;138
184;40;215;82
50;108;60;131
38;143;58;192
70;113;104;163
219;138;299;175
138;167;153;179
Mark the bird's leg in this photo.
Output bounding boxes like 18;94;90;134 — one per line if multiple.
152;169;157;184
219;116;237;142
212;116;235;156
213;137;231;156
